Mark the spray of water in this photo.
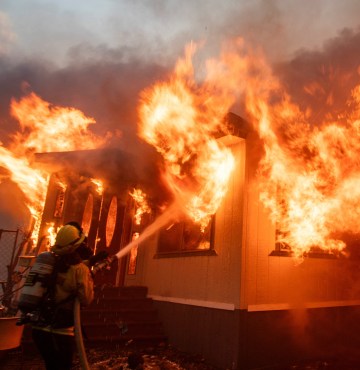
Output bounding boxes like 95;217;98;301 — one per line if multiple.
115;202;181;259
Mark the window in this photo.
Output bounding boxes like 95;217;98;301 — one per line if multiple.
105;196;117;247
81;193;93;236
270;238;342;259
155;217;216;258
270;197;339;259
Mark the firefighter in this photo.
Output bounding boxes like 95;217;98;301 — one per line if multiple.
30;222;95;370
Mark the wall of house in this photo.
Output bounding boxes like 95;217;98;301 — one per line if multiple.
124;128;360;369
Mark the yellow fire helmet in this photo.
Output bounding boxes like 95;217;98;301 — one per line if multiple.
51;224;86;255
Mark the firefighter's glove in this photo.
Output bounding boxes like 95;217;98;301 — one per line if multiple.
89;250;109;266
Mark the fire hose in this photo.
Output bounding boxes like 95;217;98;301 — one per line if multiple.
74;255;116;370
74;297;90;370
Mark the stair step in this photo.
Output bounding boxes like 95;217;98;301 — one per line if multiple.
94;286;148;299
88;297;154;309
82;285;167;347
82;308;159;322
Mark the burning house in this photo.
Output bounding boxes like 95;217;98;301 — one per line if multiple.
3;37;360;370
27;109;360;370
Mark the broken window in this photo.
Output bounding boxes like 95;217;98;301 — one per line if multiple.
156;217;215;257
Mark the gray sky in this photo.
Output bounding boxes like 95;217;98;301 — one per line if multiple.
2;0;360;67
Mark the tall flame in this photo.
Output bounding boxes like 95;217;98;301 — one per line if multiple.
237;47;357;258
138;43;235;230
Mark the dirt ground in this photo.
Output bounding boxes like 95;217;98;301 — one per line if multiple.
2;344;360;369
1;343;220;370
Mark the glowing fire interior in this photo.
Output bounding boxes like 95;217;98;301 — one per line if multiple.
46;222;60;249
90;178;104;196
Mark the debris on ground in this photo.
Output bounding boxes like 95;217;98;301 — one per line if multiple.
72;344;220;370
0;343;221;370
2;344;360;369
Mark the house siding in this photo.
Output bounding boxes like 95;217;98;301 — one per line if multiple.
153;300;241;370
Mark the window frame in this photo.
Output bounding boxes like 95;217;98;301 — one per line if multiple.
154;216;217;259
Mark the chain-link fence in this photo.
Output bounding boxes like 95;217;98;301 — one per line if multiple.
0;229;31;310
0;229;21;282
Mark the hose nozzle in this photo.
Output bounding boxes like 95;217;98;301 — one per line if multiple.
91;255;116;275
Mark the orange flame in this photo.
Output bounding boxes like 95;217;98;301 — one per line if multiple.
138;43;235;231
203;39;360;258
129;188;151;225
0;146;49;245
10;92;107;154
140;38;360;257
46;222;60;249
90;178;104;195
235;50;353;258
0;92;109;246
56;179;67;191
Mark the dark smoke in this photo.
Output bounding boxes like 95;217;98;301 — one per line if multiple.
0;178;30;230
0;52;173;228
0;55;169;143
275;27;360;125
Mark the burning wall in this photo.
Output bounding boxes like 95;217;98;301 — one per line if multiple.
34;148;143;248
